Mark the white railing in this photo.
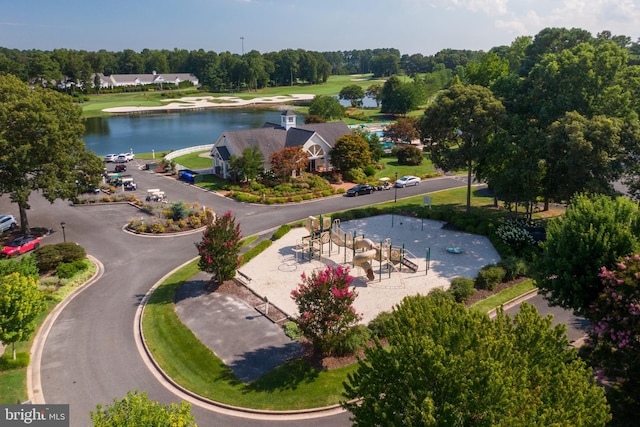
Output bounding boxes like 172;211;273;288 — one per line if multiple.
163;144;213;160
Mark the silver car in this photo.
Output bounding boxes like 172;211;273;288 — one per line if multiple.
0;215;17;233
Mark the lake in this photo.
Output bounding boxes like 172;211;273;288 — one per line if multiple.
83;108;283;156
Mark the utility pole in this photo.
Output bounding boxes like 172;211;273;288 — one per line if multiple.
240;36;244;55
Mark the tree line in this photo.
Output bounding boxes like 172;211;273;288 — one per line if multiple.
0;45;494;93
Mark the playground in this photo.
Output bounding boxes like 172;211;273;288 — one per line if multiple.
238;214;501;324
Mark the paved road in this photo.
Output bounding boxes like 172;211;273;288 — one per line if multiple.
1;165;469;427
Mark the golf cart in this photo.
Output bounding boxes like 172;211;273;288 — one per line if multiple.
377;177;392;191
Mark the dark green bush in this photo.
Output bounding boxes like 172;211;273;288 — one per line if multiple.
34;245;64;273
475;264;506;291
330;325;371;356
57;242;86;263
368;310;395;338
34;243;86;273
498;256;529;281
449;276;476;303
363;165;377;176
396;145;423;165
56;259;88;279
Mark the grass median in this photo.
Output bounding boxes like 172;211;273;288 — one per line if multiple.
141;259;356;410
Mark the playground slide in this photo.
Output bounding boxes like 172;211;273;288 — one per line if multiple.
354;249;377;281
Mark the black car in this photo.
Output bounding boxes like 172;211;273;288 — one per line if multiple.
346;184;375;196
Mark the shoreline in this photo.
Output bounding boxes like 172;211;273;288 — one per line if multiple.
102;94;315;114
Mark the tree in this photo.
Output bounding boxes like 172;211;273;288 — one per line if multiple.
195;212;242;285
396;145;423;166
351;128;384;163
365;83;383;107
0;74;104;234
383;117;419;143
329;134;372;174
269;146;309;180
380;76;426;115
464;51;509;87
339;84;365;108
587;254;640;424
533;193;640;315
90;390;196;427
420;83;505;213
343;295;611;426
308;95;345;121
290;265;361;355
0;272;46;360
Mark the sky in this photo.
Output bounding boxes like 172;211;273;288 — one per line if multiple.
2;0;640;56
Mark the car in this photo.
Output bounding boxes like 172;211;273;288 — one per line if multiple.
1;235;40;258
125;151;135;161
0;215;17;233
395;175;421;188
346;184;375;196
104;154;118;162
115;154;129;163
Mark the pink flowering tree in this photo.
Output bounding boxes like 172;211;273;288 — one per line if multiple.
291;265;362;355
195;211;242;284
588;254;640;420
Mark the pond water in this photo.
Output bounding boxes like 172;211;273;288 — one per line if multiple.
83;108;283;156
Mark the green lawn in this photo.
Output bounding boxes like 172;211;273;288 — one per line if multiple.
170;151;212;170
142;259;356;410
469;280;537;314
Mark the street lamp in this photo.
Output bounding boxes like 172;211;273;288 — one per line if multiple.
394;171;398;203
60;221;66;243
392;172;398;227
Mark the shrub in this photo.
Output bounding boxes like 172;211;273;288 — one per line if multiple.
498;256;529;281
475;264;506;291
343;168;367;183
448;276;476;303
166;201;191;221
396;145;423;166
329;325;371;356
0;352;30;369
272;224;291;240
368;310;395;338
363;165;377;176
284;321;302;340
34;246;63;273
57;242;86;263
148;222;165;234
495;218;535;252
56;259;88;279
188;215;201;228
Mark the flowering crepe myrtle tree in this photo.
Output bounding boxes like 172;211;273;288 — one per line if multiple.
195;211;242;284
291;265;361;355
588;254;640;420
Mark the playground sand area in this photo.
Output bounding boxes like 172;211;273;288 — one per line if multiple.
238;215;501;324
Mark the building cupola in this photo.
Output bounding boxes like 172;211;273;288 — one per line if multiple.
281;110;297;130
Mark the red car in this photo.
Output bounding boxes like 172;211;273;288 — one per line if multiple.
1;235;41;258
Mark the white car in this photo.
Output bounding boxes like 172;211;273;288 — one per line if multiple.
395;175;421;187
0;215;17;233
115;154;129;163
104;153;117;162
